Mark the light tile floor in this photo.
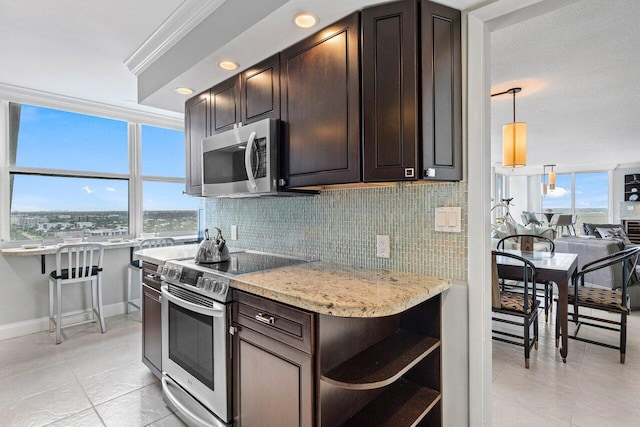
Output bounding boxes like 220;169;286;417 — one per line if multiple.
0;314;186;427
493;308;640;427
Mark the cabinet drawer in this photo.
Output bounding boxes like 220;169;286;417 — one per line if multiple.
142;262;161;291
234;291;314;354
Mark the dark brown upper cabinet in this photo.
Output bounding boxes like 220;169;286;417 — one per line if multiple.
362;0;419;182
241;53;280;125
211;75;240;135
184;90;210;196
421;1;462;181
280;13;361;188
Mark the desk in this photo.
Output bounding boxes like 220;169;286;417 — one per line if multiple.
496;249;578;362
1;236;197;274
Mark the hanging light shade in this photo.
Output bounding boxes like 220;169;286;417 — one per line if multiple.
549;165;556;190
541;165;548;196
492;87;527;168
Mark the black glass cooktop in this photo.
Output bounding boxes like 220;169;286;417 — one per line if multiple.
187;251;308;276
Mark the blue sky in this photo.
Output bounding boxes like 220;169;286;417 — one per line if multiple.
11;104;198;212
542;172;608;210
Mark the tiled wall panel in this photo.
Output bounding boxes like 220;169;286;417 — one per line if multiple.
205;182;467;281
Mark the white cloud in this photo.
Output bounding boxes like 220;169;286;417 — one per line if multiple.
547;186;570;198
105;187;116;192
81;186;94;194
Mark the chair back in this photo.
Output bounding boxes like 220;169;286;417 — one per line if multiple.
493;250;538;312
497;234;555;253
54;243;104;280
577;247;640;299
554;214;573;227
139;237;176;251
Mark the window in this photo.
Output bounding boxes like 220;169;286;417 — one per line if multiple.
141;125;199;235
542;171;608;233
4;102;196;242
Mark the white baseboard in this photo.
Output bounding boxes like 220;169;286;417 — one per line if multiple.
0;301;130;341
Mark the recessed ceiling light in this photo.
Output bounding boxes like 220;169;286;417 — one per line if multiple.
175;87;194;95
219;60;239;71
293;12;318;29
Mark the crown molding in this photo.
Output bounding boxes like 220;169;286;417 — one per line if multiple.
0;83;183;129
124;0;226;76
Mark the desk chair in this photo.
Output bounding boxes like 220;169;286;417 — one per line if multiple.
127;237;175;316
48;243;105;344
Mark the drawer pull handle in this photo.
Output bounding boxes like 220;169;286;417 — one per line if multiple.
255;313;275;325
145;274;157;280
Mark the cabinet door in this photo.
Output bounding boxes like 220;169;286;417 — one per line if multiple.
241;53;280;125
362;0;418;182
142;284;162;378
421;1;462;181
281;13;361;187
211;75;240;134
234;326;313;427
184;91;210;196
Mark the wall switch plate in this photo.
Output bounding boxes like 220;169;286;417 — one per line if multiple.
230;225;238;240
435;207;462;232
376;235;390;258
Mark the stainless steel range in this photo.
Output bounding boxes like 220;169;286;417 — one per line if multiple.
160;250;307;427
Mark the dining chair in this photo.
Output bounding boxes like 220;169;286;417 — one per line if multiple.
497;234;555;322
127;237;175;316
48;243;105;344
552;214;575;236
556;246;640;363
492;251;540;368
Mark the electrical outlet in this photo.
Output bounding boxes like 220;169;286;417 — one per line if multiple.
230;225;238;240
376;235;390;258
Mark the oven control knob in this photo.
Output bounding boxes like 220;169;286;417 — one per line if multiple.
196;277;204;288
168;268;180;280
212;281;222;293
202;277;211;289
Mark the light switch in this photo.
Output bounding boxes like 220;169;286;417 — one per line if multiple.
435;207;462;232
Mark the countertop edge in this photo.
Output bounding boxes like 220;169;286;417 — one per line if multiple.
230;275;453;318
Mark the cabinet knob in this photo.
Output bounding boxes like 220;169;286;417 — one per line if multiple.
278;179;287;186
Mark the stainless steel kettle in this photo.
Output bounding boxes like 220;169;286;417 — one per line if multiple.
195;227;231;264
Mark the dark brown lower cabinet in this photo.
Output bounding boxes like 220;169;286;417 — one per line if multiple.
232;290;442;427
141;262;162;379
233;291;314;427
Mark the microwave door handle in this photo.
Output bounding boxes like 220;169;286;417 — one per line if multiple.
161;286;225;318
244;131;257;190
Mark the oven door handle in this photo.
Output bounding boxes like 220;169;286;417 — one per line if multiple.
244;131;257;190
161;286;225;318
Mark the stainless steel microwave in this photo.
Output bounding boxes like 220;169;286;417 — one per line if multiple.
201;118;278;197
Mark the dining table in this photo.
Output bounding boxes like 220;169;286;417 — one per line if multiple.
495;249;578;362
537;211;558;224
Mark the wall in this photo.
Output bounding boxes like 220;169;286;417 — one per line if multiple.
0;248;133;339
205;182;467;280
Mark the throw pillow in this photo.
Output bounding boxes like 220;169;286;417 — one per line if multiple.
494;222;511;239
595;226;631;245
515;223;536;235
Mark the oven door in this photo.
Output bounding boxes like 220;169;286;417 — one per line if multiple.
161;284;231;424
201;118;277;197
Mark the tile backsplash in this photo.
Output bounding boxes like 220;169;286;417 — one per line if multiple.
205;182;467;281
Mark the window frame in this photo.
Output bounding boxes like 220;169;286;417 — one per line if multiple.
0;98;192;243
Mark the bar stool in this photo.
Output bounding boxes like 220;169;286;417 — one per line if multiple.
127;237;175;316
48;243;105;344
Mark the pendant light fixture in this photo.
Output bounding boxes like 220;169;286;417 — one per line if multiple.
541;164;556;197
542;165;548;196
548;164;556;190
492;87;527;168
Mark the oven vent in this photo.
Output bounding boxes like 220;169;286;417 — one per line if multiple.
168;284;215;308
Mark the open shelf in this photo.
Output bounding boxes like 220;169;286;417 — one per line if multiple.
341;378;441;427
321;329;440;390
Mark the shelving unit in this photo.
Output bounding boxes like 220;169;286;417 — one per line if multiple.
318;295;442;427
624;173;640;202
623;220;640;244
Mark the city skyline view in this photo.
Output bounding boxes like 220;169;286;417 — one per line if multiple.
9;103;198;240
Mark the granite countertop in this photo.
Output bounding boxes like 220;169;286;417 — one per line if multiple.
231;261;452;318
135;244;200;265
